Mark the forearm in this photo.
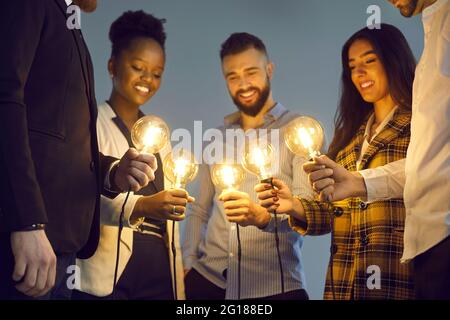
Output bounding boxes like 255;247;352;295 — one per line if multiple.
358;159;406;202
290;197;307;223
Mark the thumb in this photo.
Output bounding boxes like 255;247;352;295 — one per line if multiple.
123;148;139;162
314;155;338;169
271;178;288;191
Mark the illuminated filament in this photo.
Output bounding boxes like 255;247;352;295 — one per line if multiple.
221;166;237;190
143;127;163;150
297;127;319;158
251;147;268;179
174;158;189;188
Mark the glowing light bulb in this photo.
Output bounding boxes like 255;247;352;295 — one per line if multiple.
131;115;170;153
163;149;198;189
211;164;245;191
284;116;324;159
242;143;274;181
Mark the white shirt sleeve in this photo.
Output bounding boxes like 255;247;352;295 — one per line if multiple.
358;158;406;203
103;160;120;191
100;192;143;228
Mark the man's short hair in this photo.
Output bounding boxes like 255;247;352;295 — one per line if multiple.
220;32;268;61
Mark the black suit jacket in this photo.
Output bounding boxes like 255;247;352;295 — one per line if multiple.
0;0;116;258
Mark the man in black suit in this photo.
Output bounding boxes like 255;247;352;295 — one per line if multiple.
0;0;157;299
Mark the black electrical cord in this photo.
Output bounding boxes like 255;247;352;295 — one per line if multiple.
171;221;178;300
236;223;242;300
262;177;285;294
272;209;285;294
329;211;337;300
112;188;131;298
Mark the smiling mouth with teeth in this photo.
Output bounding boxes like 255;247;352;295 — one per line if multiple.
239;90;256;98
135;85;150;94
360;81;374;89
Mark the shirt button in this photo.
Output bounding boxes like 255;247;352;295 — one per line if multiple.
230;225;236;231
359;202;368;210
229;252;234;258
90;160;95;172
333;207;344;217
361;235;369;246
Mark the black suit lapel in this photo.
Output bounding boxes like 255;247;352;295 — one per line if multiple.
54;0;93;107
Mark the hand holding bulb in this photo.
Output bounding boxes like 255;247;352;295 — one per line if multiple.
303;155;367;202
213;164;271;228
253;116;328;221
285;115;366;202
133;188;195;222
112;115;170;193
219;191;271;228
161;148;198;217
113;148;158;192
254;178;307;222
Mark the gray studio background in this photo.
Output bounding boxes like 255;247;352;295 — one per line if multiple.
82;0;423;300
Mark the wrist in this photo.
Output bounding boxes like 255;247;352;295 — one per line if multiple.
255;205;272;229
14;223;46;232
131;197;146;221
290;196;306;222
109;162;122;192
351;172;368;198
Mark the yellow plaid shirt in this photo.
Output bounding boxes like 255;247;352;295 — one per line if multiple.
290;108;414;300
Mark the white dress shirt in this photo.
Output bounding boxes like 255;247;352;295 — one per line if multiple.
356;106;398;170
359;0;450;262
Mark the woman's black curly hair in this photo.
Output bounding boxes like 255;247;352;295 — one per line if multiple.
109;10;166;57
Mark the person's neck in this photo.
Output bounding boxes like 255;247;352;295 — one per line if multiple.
108;92;140;131
240;94;276;131
373;95;397;125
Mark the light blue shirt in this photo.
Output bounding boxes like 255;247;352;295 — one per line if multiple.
182;103;314;299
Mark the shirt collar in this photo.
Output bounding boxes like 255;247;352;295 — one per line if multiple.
363;106;398;141
65;0;73;6
223;102;287;127
422;0;447;19
104;101;145;120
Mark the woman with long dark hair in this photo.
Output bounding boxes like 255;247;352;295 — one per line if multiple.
255;24;416;299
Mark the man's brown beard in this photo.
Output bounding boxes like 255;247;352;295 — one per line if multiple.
399;0;419;17
72;0;97;12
